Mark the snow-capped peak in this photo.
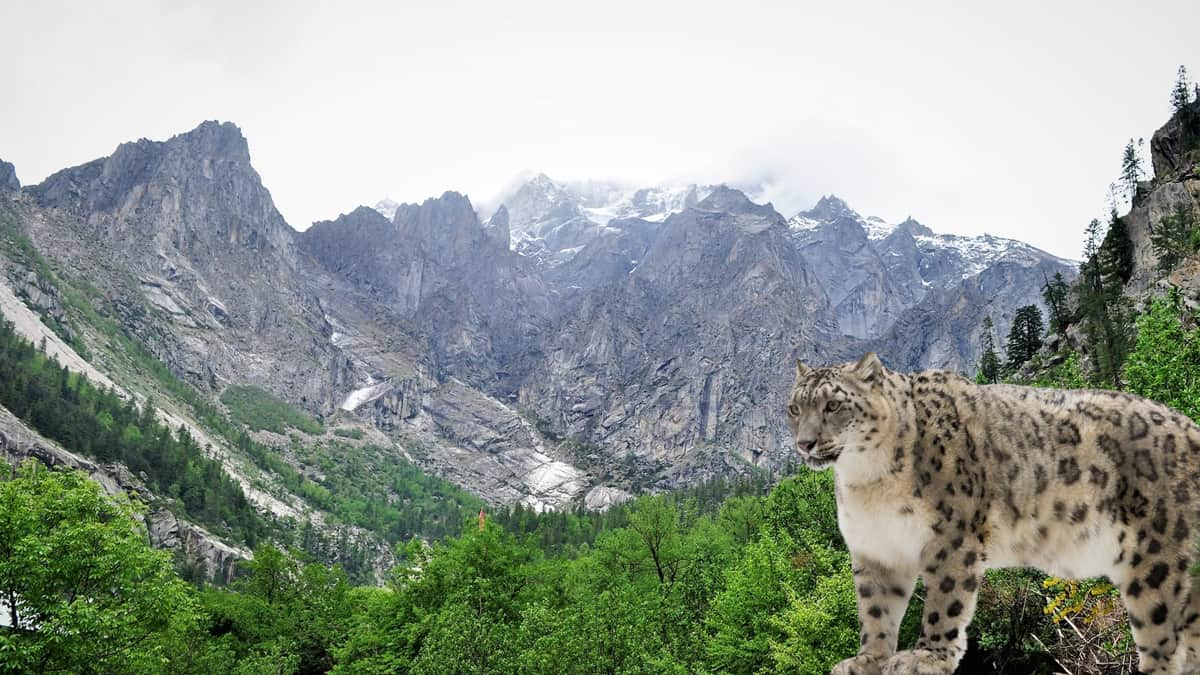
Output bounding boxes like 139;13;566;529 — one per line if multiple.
790;195;1076;281
373;198;400;221
862;216;897;240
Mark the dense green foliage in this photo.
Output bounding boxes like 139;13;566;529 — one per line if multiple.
0;315;266;547
1125;293;1200;420
1099;213;1135;287
331;471;861;674
287;440;485;579
0;462;201;673
493;472;770;555
221;385;325;435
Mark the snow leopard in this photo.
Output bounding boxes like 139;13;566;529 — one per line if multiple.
786;353;1200;675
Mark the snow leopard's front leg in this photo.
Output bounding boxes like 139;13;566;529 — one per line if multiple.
883;537;984;675
831;554;917;675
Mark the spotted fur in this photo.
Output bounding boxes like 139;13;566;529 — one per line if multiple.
787;353;1200;675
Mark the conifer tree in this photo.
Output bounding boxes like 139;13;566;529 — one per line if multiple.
1150;203;1200;274
1076;217;1135;388
1099;210;1134;286
1005;305;1044;373
1173;65;1193;114
1120;139;1145;202
1041;272;1070;335
977;315;1002;384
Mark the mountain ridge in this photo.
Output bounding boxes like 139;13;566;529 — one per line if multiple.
0;120;1079;575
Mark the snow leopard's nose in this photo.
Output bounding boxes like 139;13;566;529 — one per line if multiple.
797;438;818;453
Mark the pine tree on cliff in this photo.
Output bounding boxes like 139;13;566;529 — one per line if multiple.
1099;209;1135;286
1041;271;1071;335
1172;65;1193;114
1150;203;1200;274
1120;138;1145;203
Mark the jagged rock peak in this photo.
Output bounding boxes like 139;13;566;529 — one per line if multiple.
894;216;935;238
0;159;19;192
695;185;777;217
394;191;479;232
330;205;394;230
30;119;261;214
489;204;510;227
1151;98;1200;178
484;204;511;249
162;120;251;162
527;172;559;188
802;194;861;222
300;205;398;271
373;198;400;220
104;120;250;169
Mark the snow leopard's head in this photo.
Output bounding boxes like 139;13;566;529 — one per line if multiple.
786;352;898;470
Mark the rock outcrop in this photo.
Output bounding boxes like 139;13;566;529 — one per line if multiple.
0;159;18;192
1125;99;1200;295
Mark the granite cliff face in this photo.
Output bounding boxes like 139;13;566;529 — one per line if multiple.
520;187;850;480
1125;99;1200;295
0;120;1079;538
23;121;348;413
0;159;18;192
789;196;1077;371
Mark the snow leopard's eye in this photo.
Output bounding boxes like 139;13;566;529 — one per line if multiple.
787;403;800;417
825;400;841;413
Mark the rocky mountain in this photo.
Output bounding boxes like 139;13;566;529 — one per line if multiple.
0;159;18;192
788;195;1077;370
303;191;551;391
520;187;850;478
1;123;610;543
22;121;345;410
0;120;1081;575
499;173;712;270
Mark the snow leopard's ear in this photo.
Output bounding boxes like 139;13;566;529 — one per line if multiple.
795;359;811;378
852;352;883;383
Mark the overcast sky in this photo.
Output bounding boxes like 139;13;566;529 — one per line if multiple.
2;0;1196;259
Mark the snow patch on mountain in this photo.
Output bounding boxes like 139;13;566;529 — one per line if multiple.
501;174;713;254
863;216;897;240
339;381;392;412
912;232;1074;278
789;198;1076;280
372;198;400;221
